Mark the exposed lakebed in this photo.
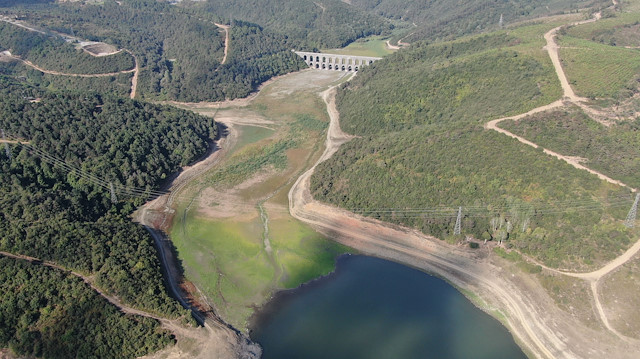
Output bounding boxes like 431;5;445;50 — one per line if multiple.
250;255;527;359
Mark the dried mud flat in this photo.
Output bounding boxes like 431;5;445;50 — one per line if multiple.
137;70;348;359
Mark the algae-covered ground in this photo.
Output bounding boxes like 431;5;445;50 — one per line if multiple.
169;71;353;329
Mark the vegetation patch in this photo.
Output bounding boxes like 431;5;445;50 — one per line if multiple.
500;106;640;188
558;35;640;99
170;214;273;328
0;77;214;318
0;257;174;359
600;255;640;338
312;25;637;271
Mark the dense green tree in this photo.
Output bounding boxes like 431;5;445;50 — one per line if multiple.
0;257;174;359
0;76;216;315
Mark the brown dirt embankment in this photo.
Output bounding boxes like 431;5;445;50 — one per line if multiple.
288;86;640;358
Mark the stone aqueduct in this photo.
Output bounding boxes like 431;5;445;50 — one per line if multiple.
294;51;382;72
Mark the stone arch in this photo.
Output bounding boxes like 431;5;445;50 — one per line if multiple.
355;66;359;72
328;64;332;70
315;63;319;69
341;65;346;71
322;63;326;69
348;65;352;71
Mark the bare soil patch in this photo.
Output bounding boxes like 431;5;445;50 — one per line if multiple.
82;42;119;56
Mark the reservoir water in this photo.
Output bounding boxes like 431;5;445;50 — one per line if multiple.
250;255;528;359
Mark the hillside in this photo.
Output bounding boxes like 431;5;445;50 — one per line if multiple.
0;77;217;356
348;0;610;42
0;0;304;101
311;18;638;271
189;0;392;49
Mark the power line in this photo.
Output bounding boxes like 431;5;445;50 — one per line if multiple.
2;132;636;219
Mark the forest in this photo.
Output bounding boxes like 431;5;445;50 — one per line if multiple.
1;0;306;101
190;0;392;49
0;76;216;355
311;28;638;270
0;257;174;359
0;22;135;75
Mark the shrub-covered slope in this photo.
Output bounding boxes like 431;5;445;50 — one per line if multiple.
311;29;637;270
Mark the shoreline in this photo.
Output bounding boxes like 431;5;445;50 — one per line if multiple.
288;80;639;359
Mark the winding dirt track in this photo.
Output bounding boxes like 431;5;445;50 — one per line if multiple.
289;87;571;359
486;0;639;344
0;250;168;322
215;23;230;66
288;4;640;356
5;53;136;78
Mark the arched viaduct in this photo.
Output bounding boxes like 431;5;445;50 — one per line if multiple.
294;51;382;72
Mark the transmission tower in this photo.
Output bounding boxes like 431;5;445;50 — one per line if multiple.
454;206;462;235
499;14;504;28
110;182;118;203
624;193;639;228
1;129;11;159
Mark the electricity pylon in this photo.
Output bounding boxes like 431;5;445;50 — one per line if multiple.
624;193;639;228
454;206;462;235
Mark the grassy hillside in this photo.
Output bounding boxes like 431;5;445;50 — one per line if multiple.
348;0;609;42
500;106;640;189
311;21;638;270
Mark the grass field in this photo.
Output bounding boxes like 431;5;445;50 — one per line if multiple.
558;35;640;99
566;10;640;47
324;35;395;57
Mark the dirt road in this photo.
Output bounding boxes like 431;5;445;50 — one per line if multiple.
288;64;640;357
289;87;575;359
0;250;170;322
127;50;139;99
215;23;230;65
5;53;136;77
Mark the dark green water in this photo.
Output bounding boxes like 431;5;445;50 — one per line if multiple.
250;255;528;359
